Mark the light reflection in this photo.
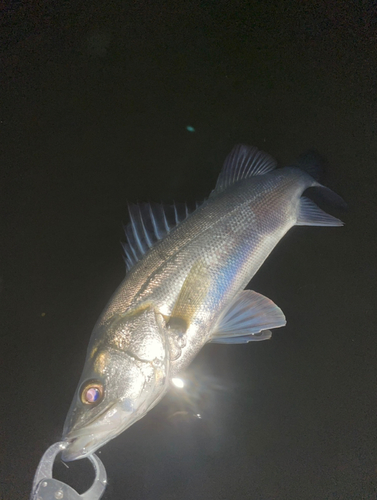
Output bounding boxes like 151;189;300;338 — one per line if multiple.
172;377;185;388
165;368;233;426
156;361;236;454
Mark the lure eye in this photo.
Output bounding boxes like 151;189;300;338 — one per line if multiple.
80;381;104;406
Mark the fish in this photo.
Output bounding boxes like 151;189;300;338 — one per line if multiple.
62;144;344;461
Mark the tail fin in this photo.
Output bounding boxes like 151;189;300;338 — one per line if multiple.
296;197;344;227
294;149;324;182
293;150;347;210
306;185;347;210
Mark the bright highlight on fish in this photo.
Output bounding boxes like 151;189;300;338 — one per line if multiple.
172;378;185;388
62;144;344;461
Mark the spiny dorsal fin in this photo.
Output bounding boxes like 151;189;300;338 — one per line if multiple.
212;144;277;196
122;201;201;271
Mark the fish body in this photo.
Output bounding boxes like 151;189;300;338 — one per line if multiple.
62;145;343;461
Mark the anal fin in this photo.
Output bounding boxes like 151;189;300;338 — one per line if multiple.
210;290;286;344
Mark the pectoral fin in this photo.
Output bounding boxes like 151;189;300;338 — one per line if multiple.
210;290;286;344
211;330;272;344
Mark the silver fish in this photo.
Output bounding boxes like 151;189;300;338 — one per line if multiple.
62;144;344;460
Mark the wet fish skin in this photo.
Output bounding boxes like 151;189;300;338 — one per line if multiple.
62;145;343;461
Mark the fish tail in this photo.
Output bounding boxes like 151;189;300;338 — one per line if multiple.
293;149;325;182
310;183;347;209
293;150;347;210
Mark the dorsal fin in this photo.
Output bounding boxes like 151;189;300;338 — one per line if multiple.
122;202;200;271
212;144;277;196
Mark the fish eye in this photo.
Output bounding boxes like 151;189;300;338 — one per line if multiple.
80;380;104;406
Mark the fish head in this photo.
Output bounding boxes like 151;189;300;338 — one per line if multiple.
62;307;169;461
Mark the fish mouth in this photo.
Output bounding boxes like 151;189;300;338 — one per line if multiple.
62;402;122;461
62;416;125;461
61;432;105;461
61;402;143;461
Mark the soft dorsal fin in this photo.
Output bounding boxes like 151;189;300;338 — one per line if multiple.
122;202;200;271
212;144;278;196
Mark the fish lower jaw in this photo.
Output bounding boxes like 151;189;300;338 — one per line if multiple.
61;427;115;461
61;434;98;461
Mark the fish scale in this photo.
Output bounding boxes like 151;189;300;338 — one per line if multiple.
100;171;298;321
99;170;304;331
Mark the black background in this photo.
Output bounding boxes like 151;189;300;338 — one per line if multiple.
1;1;377;499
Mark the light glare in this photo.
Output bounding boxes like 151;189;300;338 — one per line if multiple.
172;378;185;388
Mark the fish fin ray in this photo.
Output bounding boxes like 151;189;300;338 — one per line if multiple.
123;201;203;271
211;144;277;196
211;330;272;344
210;290;286;343
296;197;344;227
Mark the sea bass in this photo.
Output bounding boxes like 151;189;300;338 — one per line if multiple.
62;144;344;460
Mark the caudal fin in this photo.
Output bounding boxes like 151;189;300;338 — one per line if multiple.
293;149;347;210
294;149;324;182
296;197;344;227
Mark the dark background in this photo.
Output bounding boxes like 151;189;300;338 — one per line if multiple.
1;1;377;499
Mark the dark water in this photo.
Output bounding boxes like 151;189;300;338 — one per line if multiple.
1;2;376;499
